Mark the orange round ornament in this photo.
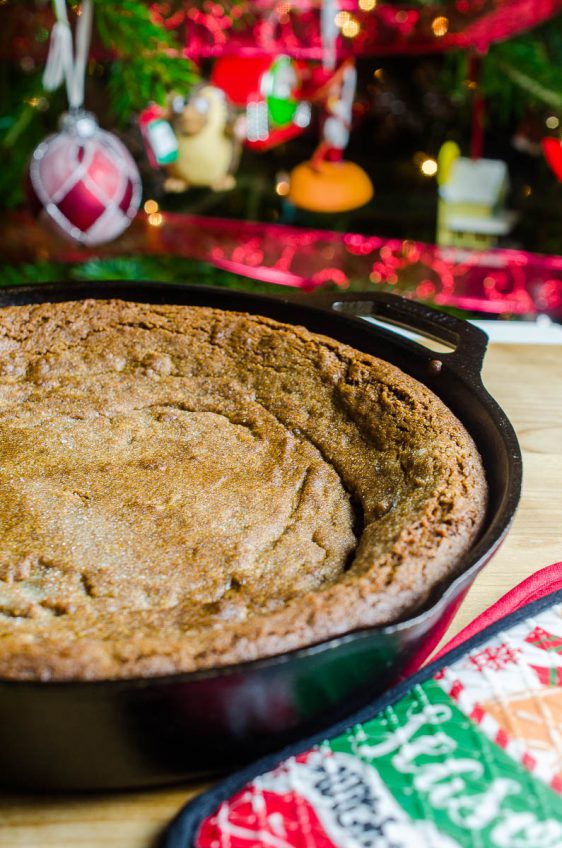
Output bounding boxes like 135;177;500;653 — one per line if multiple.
288;160;373;212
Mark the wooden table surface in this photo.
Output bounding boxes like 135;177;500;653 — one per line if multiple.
2;342;562;848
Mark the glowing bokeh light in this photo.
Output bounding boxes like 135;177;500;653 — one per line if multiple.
420;158;438;176
342;16;360;37
144;199;159;215
431;16;449;36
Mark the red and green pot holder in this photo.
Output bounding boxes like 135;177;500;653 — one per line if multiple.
167;565;562;848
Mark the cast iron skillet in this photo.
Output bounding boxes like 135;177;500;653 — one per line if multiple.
0;282;521;791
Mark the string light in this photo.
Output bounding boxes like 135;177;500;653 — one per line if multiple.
275;174;290;197
341;16;360;37
420;158;438;177
546;115;560;129
334;10;350;27
431;16;449;37
144;199;159;215
358;0;377;10
25;95;48;111
148;212;163;227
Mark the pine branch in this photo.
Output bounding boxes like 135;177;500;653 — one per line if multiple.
0;256;296;295
442;15;562;119
93;0;199;121
494;57;562;111
0;68;66;208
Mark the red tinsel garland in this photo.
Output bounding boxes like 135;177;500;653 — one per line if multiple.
172;0;562;60
2;211;562;319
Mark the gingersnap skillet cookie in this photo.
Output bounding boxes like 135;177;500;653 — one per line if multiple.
0;299;487;681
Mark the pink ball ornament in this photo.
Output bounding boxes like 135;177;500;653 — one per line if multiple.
28;111;141;246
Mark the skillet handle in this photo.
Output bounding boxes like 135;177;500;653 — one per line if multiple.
308;290;488;378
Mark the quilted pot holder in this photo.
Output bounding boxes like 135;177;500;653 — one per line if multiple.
167;565;562;848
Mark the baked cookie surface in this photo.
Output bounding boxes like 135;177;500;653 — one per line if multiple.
0;300;487;680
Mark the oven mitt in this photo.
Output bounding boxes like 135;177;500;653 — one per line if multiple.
167;567;562;848
436;562;562;659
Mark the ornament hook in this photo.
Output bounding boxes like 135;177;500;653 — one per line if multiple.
43;0;93;111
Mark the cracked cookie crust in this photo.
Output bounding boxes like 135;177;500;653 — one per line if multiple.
0;300;487;680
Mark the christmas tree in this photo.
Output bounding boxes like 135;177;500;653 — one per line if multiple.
1;1;562;316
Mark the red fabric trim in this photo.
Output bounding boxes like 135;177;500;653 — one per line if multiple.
436;562;562;660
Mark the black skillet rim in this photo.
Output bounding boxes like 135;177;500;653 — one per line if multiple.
0;280;522;689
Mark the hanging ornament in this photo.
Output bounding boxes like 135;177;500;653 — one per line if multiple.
161;85;242;193
288;60;373;213
28;111;141;246
27;0;141;246
138;103;179;169
542;137;562;181
211;55;311;152
437;140;461;186
321;0;339;72
436;141;515;250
